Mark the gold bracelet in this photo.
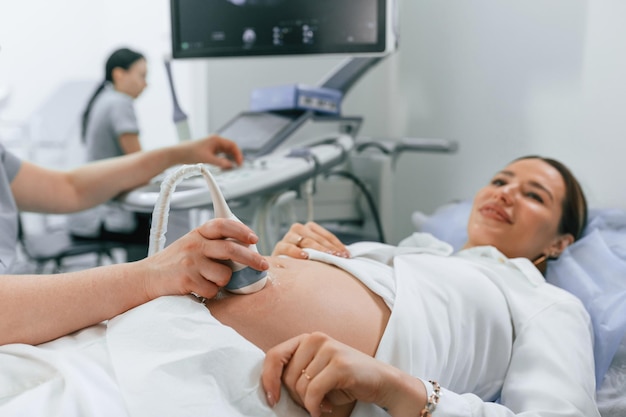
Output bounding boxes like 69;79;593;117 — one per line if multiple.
419;380;441;417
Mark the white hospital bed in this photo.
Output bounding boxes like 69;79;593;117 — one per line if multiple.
413;201;626;417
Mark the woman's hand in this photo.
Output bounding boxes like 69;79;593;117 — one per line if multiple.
271;222;349;259
138;218;268;300
261;332;427;417
186;134;245;169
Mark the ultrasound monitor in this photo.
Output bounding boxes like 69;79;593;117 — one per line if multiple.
169;0;394;157
170;0;397;58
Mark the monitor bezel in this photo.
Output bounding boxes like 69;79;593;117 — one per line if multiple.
170;0;397;59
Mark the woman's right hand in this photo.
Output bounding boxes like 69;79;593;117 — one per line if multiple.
271;221;349;259
138;218;269;300
262;332;428;417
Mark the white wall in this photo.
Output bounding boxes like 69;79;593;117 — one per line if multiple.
2;1;625;243
199;0;626;242
388;0;626;241
0;0;206;153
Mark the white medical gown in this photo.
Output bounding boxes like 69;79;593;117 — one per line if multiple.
310;233;599;417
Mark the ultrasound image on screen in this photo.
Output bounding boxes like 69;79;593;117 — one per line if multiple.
171;0;383;58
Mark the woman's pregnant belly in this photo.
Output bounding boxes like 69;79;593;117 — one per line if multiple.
207;256;391;356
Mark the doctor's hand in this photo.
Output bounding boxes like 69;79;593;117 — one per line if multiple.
181;134;245;170
262;332;428;417
137;218;268;300
271;221;349;259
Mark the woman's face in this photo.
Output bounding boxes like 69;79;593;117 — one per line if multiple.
465;158;573;260
113;58;147;99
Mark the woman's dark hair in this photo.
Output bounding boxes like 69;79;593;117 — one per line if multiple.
516;155;588;241
81;47;145;142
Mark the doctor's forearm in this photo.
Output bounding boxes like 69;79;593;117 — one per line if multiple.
0;262;151;346
66;146;187;210
13;136;236;213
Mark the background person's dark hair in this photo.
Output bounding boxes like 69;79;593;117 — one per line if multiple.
80;48;145;142
516;155;588;242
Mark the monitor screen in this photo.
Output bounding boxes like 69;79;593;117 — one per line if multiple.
217;111;295;152
170;0;397;58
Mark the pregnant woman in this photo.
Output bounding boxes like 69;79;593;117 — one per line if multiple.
202;155;597;417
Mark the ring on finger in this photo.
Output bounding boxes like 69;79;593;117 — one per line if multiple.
301;368;312;380
295;235;304;246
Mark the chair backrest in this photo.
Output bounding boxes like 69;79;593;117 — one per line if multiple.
10;80;99;169
16;213;113;273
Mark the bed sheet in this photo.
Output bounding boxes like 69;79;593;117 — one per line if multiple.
0;295;308;417
597;334;626;417
0;323;128;416
107;295;308;417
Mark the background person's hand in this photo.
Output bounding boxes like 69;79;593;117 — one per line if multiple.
138;218;268;300
261;332;427;417
271;221;349;259
185;134;245;169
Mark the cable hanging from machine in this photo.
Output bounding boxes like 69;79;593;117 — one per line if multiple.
324;170;386;244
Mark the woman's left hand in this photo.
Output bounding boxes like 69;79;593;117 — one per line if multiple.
271;221;350;259
262;332;416;417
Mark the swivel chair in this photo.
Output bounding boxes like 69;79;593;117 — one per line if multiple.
17;214;122;273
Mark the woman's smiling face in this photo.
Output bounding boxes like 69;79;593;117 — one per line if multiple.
465;158;573;260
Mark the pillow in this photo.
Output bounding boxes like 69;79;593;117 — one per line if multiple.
413;202;626;387
411;200;470;252
547;209;626;387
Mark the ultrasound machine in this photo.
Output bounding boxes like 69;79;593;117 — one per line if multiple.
119;0;457;250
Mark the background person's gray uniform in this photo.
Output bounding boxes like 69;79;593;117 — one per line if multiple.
85;83;138;162
69;83;140;237
0;144;22;273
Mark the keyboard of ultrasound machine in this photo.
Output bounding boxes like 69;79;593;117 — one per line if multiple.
122;136;352;211
178;156;313;200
